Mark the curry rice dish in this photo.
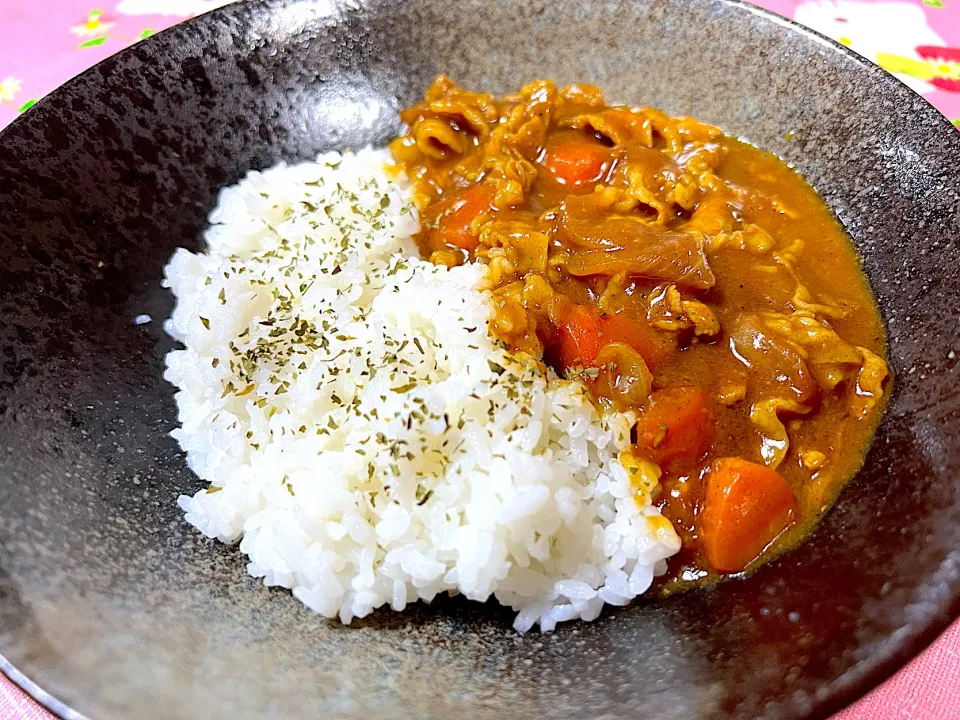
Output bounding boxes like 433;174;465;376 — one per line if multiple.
166;77;889;632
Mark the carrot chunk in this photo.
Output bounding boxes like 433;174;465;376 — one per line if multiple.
542;139;613;188
423;184;494;251
555;304;673;371
634;386;713;473
700;457;798;573
556;304;605;369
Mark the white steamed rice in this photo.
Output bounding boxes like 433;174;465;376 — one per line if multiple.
164;147;680;633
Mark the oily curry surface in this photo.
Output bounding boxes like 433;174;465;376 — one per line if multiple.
390;77;890;589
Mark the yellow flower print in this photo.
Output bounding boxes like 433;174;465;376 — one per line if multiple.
70;9;115;39
876;54;960;84
0;77;22;105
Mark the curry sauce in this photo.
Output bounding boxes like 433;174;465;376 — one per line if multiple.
391;76;890;589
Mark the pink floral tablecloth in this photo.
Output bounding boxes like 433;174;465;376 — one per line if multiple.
1;1;959;718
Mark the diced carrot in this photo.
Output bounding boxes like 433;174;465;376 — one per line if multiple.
634;386;713;473
555;304;673;371
556;304;605;369
601;312;673;367
700;457;798;573
424;184;494;251
542;139;613;189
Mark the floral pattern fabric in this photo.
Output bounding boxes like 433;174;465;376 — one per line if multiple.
1;1;959;719
0;1;231;126
768;0;960;124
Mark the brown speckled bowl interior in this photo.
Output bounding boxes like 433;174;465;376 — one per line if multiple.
1;1;960;718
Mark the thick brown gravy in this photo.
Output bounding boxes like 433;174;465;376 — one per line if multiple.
650;140;888;591
391;76;890;589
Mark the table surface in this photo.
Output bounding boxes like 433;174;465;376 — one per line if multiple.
1;1;959;718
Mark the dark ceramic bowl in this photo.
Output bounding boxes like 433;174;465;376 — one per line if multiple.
1;0;959;718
